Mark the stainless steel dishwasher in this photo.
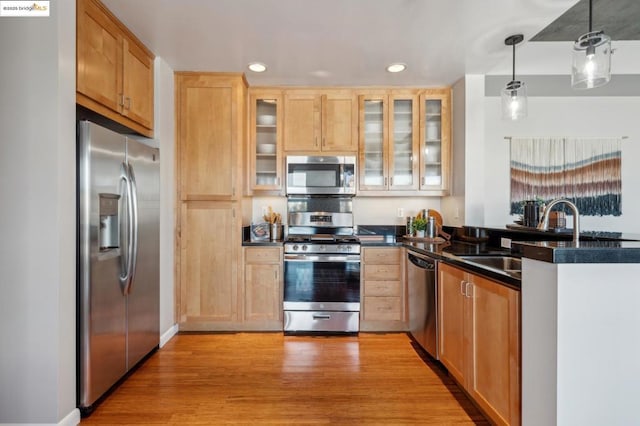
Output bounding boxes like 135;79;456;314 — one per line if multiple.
407;250;438;359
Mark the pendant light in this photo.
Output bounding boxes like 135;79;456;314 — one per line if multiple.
502;34;527;120
571;0;611;89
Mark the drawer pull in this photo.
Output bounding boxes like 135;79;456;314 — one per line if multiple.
312;314;331;320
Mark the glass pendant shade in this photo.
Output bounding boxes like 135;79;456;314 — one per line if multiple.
501;80;527;120
571;31;611;89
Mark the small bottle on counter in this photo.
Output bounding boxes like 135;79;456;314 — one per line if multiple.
426;216;437;238
406;216;414;236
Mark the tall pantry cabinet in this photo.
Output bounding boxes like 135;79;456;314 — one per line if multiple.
175;73;250;330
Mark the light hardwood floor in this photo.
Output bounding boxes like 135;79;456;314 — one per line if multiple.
82;333;489;425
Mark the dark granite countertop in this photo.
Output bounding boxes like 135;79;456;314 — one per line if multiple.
512;240;640;264
404;241;521;289
242;240;284;247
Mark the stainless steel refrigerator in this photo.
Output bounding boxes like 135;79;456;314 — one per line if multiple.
77;120;160;412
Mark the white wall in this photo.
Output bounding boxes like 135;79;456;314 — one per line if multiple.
483;96;640;233
0;0;79;424
155;57;177;342
442;77;466;227
251;196;442;227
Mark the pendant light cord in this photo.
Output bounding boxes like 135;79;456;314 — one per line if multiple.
589;0;593;32
512;42;516;81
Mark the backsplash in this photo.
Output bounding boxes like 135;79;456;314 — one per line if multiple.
251;196;442;226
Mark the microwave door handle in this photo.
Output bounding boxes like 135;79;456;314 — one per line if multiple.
339;164;345;188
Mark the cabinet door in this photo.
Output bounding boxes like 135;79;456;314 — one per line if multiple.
177;75;239;200
438;263;467;385
180;201;238;324
359;95;388;190
419;89;451;192
245;262;281;322
77;0;122;113
389;95;419;190
122;37;154;130
468;274;521;426
249;92;283;192
322;92;357;152
284;93;321;152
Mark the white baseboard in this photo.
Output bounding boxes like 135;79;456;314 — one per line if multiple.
159;323;179;348
59;409;80;426
1;408;80;426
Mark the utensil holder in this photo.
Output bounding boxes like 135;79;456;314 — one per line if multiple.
270;223;283;241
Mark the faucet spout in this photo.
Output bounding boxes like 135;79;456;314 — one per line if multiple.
537;199;580;246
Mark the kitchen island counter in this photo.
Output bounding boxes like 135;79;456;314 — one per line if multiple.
519;245;640;425
513;240;640;263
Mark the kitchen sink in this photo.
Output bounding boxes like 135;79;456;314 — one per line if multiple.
459;256;522;276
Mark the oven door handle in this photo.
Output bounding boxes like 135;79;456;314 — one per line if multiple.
284;254;361;263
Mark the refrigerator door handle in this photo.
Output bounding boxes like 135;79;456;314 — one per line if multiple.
119;162;135;292
123;162;139;295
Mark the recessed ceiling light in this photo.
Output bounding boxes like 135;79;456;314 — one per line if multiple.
386;63;407;73
248;62;267;73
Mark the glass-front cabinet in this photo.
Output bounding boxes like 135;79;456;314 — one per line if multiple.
419;89;451;192
249;90;283;193
358;91;418;192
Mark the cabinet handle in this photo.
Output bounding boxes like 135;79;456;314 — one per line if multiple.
384;177;388;186
422;177;425;186
315;137;318;147
275;270;278;280
390;177;393;186
119;93;125;107
125;97;131;110
460;280;465;296
322;137;326;147
465;282;473;298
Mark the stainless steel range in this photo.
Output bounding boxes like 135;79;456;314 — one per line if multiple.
283;196;360;333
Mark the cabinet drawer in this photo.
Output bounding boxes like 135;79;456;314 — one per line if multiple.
364;264;401;281
364;297;402;321
364;280;401;297
245;247;281;264
363;247;401;264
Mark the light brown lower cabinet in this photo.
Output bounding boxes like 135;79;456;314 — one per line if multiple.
438;262;521;426
243;247;283;330
179;201;240;329
360;247;407;331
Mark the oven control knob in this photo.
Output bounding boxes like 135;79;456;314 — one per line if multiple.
302;245;308;251
293;244;299;251
346;246;352;252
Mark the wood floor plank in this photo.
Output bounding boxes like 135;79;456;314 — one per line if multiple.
82;333;488;425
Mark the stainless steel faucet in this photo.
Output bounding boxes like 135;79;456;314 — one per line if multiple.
537;199;580;245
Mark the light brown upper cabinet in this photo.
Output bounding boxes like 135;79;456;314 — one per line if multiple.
283;89;358;153
176;73;247;201
358;90;419;193
419;89;451;194
248;89;284;194
77;0;154;137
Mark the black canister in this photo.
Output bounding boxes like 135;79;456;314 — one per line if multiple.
523;200;539;228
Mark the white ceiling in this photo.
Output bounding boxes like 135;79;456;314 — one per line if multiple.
103;0;633;87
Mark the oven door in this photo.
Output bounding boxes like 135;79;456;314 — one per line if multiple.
283;253;360;311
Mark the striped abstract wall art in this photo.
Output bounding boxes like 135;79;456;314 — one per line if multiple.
510;137;622;216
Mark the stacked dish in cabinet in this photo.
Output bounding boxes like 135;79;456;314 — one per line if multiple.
255;99;278;186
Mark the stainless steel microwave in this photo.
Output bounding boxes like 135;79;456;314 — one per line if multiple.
286;156;356;195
